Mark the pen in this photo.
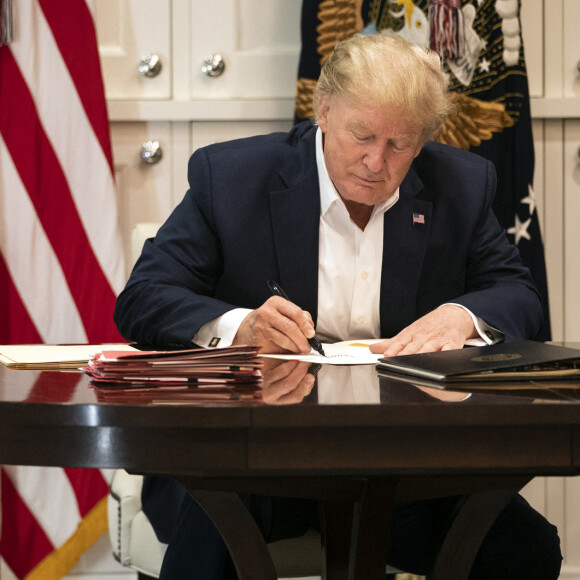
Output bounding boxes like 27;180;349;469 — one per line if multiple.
267;280;326;357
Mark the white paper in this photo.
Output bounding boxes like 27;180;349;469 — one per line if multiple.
260;339;383;365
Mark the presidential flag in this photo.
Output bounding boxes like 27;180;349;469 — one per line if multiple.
295;0;551;340
0;0;124;577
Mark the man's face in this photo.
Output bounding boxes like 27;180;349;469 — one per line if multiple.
317;94;424;208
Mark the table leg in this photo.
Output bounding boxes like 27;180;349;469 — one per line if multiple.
429;482;530;580
320;500;352;580
321;477;398;580
185;487;278;580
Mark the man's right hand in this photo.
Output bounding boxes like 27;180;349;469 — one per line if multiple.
233;296;316;354
261;358;316;405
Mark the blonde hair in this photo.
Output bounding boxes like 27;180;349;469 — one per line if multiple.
313;32;453;141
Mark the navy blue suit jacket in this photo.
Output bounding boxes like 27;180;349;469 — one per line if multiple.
114;121;542;347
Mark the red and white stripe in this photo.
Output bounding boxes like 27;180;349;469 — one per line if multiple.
0;0;125;577
0;0;125;344
0;373;113;579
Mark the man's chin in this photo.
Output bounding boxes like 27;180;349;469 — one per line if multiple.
345;186;386;206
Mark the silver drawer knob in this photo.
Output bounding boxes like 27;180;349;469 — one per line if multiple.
140;141;163;165
139;54;162;78
202;54;225;77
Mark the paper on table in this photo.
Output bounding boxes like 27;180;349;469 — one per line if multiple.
0;344;138;370
260;337;489;365
260;339;384;365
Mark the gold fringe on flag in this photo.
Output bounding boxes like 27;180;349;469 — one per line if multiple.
295;77;318;120
316;0;361;65
25;497;109;580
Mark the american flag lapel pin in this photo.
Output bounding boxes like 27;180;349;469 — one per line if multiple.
412;212;425;225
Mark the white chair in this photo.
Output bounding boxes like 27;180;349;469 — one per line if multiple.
131;222;162;266
108;470;167;578
107;470;323;579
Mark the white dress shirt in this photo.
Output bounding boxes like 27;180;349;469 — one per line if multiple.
314;127;397;342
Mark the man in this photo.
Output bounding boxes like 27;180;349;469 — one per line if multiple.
114;33;561;579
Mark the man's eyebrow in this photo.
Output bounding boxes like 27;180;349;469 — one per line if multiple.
392;133;420;143
347;121;372;133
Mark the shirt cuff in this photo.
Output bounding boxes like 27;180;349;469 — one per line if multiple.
192;308;253;348
444;303;504;346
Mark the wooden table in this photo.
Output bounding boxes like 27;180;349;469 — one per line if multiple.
2;359;580;579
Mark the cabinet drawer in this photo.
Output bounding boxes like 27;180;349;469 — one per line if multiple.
96;0;171;100
191;0;301;100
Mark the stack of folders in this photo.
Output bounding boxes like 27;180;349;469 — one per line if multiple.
82;346;263;404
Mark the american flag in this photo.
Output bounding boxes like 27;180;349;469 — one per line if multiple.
412;212;426;225
0;0;125;577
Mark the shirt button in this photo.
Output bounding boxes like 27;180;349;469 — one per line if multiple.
361;271;368;280
356;316;366;325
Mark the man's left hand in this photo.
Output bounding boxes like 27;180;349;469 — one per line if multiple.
369;305;476;357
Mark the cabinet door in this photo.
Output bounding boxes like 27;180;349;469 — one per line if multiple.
95;0;171;100
111;122;175;276
563;0;580;98
520;0;544;98
191;0;301;100
564;119;580;340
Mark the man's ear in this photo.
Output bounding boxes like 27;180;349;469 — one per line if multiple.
412;135;428;159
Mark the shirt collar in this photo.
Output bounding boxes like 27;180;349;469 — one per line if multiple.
315;127;399;221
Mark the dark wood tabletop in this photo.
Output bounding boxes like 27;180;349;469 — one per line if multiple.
2;356;580;579
2;362;580;474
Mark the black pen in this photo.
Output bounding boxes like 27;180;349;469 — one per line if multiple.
267;280;326;357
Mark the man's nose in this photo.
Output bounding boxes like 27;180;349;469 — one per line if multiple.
363;144;386;172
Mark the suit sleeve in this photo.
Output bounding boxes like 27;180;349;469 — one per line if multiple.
449;160;543;340
114;148;241;348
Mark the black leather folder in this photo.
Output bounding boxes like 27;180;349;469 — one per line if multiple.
376;340;580;382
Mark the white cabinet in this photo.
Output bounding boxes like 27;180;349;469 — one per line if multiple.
98;0;300;282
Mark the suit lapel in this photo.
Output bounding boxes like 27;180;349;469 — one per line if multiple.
269;130;320;321
380;167;432;337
